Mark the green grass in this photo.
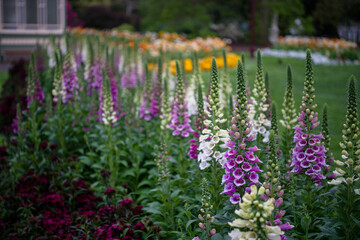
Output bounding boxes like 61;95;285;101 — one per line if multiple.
0;71;8;94
201;55;360;159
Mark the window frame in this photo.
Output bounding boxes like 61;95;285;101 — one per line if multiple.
0;0;65;35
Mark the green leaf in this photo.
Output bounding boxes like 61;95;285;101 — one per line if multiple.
186;219;197;230
79;156;91;165
171;189;181;198
138;180;153;188
351;215;360;227
123;169;135;177
211;233;224;240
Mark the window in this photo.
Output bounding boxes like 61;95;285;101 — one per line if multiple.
26;0;37;25
1;0;64;32
3;0;16;26
17;0;26;25
47;0;57;25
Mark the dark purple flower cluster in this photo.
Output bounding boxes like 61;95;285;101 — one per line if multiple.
188;131;200;159
0;172;157;239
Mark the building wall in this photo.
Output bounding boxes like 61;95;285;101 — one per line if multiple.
0;0;66;61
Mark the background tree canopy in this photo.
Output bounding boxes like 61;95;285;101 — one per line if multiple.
69;0;360;42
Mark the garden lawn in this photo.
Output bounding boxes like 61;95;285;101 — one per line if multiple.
200;55;360;160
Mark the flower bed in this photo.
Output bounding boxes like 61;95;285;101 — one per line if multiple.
0;31;359;240
272;36;360;62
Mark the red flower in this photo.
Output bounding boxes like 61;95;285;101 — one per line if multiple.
119;198;134;208
132;205;143;215
104;187;116;196
0;146;7;155
133;221;146;231
40;140;48;149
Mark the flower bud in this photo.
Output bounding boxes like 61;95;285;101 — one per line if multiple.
266;189;271;196
198;223;205;230
346;178;353;184
278;190;284;197
346;159;354;165
334;160;345;166
342;150;349;157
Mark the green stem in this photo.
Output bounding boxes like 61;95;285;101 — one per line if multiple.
163;178;174;230
346;184;353;240
304;180;312;240
179;139;185;176
211;161;220;210
30;103;39;171
57;103;66;156
107;125;115;187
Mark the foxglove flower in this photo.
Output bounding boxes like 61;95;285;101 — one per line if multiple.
140;65;159;121
198;58;229;170
221;60;262;204
188;83;206;160
220;50;232;120
185;67;198;116
280;65;297;165
108;69;119;111
328;76;360;187
192;51;205;97
121;67;139;89
100;71;117;125
228;185;285;240
27;54;44;107
160;67;172;130
248;50;271;143
154;144;170;182
263;130;293;237
47;37;57;68
290;50;327;185
153;57;163;117
61;53;79;103
265;72;272;112
188;54;206;159
169;62;192;138
321;105;335;172
197;178;216;238
52;61;62;103
87;60;103;96
221;50;232;100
